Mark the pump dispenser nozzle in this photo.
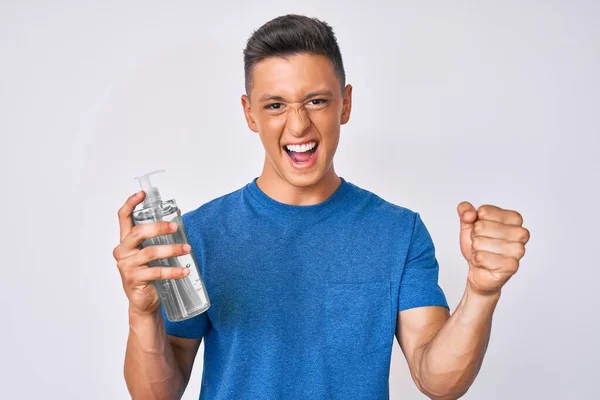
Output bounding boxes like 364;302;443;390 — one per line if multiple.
134;169;166;207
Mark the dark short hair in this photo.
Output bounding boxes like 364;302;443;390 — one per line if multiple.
243;14;346;95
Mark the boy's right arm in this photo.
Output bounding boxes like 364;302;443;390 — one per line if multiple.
125;307;201;400
114;191;200;399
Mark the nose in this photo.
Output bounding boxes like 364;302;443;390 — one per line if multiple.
284;105;311;137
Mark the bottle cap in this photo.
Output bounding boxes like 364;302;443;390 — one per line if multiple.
134;169;166;207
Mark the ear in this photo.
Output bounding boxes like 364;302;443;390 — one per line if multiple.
340;84;353;125
241;94;259;133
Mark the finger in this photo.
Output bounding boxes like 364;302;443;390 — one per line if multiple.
476;205;523;226
135;266;191;283
127;244;191;269
471;250;520;274
121;221;178;251
472;236;526;260
118;191;146;241
457;201;477;230
472;220;531;244
113;243;137;262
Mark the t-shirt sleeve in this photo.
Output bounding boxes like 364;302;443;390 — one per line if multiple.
398;213;449;312
161;304;211;339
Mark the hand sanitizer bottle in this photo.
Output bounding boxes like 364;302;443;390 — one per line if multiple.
132;169;210;321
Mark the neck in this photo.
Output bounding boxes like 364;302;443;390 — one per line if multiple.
256;164;341;206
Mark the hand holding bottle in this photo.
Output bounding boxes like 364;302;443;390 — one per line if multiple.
112;191;192;317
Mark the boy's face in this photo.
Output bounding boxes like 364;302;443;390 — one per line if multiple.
241;53;352;189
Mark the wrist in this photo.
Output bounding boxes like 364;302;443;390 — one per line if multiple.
128;306;167;355
128;305;162;325
455;283;501;326
465;280;502;304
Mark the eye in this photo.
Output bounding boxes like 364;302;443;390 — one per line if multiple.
266;103;283;110
306;99;329;108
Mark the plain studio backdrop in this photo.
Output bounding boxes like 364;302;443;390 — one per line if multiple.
1;1;598;399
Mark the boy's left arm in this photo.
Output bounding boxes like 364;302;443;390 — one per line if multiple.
396;202;530;400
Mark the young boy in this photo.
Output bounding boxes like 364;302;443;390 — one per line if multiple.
113;14;530;400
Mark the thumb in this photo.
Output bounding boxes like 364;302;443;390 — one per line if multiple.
457;201;477;230
457;201;477;261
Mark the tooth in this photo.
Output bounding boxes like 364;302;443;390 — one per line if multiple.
286;142;316;152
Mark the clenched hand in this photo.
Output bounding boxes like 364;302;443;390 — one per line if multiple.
457;202;530;296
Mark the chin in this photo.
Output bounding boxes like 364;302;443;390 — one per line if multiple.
280;163;336;189
281;171;322;188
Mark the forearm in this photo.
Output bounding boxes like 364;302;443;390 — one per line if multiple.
416;285;500;399
124;307;186;400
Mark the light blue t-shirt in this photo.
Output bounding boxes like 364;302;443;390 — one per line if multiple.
161;177;448;399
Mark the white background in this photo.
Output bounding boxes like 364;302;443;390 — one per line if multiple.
1;1;599;399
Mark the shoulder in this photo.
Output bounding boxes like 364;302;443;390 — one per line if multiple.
181;184;246;228
346;180;419;225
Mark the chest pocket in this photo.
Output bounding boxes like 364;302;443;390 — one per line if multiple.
324;281;394;357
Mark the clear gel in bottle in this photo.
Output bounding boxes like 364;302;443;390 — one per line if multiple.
132;169;210;322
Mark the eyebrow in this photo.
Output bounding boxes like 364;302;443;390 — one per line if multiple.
258;90;334;103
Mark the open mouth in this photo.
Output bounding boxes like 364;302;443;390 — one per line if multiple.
283;141;319;163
